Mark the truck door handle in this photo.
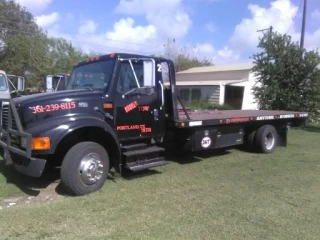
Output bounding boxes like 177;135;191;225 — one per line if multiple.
94;107;114;120
158;81;164;109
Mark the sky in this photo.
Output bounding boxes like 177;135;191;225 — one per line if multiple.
14;0;320;64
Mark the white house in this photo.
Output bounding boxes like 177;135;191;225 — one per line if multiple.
172;62;259;110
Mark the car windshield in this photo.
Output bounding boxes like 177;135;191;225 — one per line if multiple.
66;59;115;90
0;73;8;91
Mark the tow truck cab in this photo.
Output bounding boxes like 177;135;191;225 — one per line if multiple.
0;53;179;194
0;54;309;196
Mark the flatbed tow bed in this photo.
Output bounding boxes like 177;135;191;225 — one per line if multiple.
177;109;308;124
165;108;308;153
0;53;310;196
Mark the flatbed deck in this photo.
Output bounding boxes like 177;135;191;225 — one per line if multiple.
177;109;309;126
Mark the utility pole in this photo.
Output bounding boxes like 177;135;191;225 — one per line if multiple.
300;0;307;49
257;26;273;34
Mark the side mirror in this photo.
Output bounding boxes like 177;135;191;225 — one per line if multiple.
143;60;155;87
17;77;25;91
45;75;53;92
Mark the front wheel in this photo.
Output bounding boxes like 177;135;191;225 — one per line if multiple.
60;142;110;196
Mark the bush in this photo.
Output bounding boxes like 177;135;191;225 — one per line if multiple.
184;99;233;110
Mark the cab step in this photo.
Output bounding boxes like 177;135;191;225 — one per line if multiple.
123;146;165;157
125;157;168;172
123;145;168;172
121;143;148;152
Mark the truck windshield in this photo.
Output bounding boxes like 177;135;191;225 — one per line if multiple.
66;59;115;90
0;73;8;91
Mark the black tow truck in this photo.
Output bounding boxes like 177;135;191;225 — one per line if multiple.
0;54;309;196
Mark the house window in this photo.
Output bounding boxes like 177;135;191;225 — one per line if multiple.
178;88;202;102
191;89;201;100
179;89;190;102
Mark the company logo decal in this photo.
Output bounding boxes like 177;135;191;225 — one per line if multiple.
280;114;295;119
124;101;138;113
117;124;152;133
78;102;89;107
138;105;150;112
256;116;275;121
226;117;250;124
189;121;202;127
30;102;76;114
201;137;211;148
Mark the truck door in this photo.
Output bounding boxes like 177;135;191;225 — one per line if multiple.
114;58;164;140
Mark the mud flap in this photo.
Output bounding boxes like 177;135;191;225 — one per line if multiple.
277;130;287;147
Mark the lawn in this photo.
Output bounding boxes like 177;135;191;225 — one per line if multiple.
0;125;320;240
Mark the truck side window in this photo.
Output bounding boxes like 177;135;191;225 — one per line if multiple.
116;61;149;93
0;74;7;91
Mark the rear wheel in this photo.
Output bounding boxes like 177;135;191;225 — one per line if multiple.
60;142;109;196
255;125;277;153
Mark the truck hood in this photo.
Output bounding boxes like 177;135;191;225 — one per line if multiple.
13;89;101;106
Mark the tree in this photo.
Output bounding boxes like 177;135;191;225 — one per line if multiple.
0;1;91;89
0;0;42;52
174;51;212;72
252;31;320;120
47;37;90;74
162;38;213;72
1;33;50;87
0;0;49;87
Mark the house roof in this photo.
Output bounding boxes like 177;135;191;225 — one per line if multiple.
176;62;254;74
165;79;247;86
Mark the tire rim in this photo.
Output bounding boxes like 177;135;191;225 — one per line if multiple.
265;132;275;150
79;153;104;185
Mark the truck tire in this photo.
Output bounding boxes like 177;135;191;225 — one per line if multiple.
255;125;277;153
60;142;110;196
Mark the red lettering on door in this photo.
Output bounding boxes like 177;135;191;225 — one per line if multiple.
138;105;150;112
124;101;138;113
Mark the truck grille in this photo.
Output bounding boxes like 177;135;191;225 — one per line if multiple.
2;104;18;130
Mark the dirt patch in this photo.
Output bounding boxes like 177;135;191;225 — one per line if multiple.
1;182;63;210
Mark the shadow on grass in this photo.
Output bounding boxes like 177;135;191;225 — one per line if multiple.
0;149;232;196
166;148;231;164
0;160;68;197
121;169;162;181
301;124;320;133
121;149;231;181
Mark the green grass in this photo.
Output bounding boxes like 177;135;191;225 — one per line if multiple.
0;161;28;201
0;124;320;239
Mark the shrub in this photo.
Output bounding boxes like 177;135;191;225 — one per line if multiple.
184;99;233;110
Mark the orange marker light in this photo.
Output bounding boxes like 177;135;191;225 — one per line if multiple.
32;137;50;150
104;103;113;109
178;122;185;128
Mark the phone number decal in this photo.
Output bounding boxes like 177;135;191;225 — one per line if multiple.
30;102;76;114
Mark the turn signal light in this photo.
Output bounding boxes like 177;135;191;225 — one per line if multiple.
104;103;113;109
32;137;50;150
